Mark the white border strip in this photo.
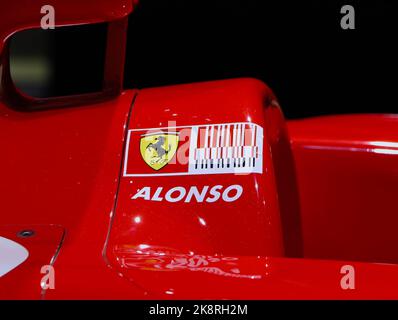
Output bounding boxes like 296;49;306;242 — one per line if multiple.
128;122;260;132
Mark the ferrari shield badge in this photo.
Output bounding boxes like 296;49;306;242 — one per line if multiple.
140;132;179;170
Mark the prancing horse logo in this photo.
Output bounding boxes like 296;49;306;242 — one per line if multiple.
140;132;179;170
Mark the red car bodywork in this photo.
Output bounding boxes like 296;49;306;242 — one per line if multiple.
1;1;398;300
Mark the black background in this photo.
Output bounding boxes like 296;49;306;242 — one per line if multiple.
11;0;398;118
124;0;397;118
1;300;396;318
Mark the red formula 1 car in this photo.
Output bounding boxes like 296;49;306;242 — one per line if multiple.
1;0;398;300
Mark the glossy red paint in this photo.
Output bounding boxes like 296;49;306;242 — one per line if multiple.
105;79;289;274
100;81;397;299
288;115;398;264
0;90;147;299
109;246;398;299
0;225;64;299
1;78;398;299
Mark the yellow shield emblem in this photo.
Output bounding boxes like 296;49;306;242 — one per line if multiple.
140;132;179;170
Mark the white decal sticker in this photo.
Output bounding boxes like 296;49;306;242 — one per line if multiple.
124;122;263;177
0;236;29;277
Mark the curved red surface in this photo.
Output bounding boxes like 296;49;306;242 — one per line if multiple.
106;78;286;261
0;90;148;299
1;81;398;299
289;115;398;265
